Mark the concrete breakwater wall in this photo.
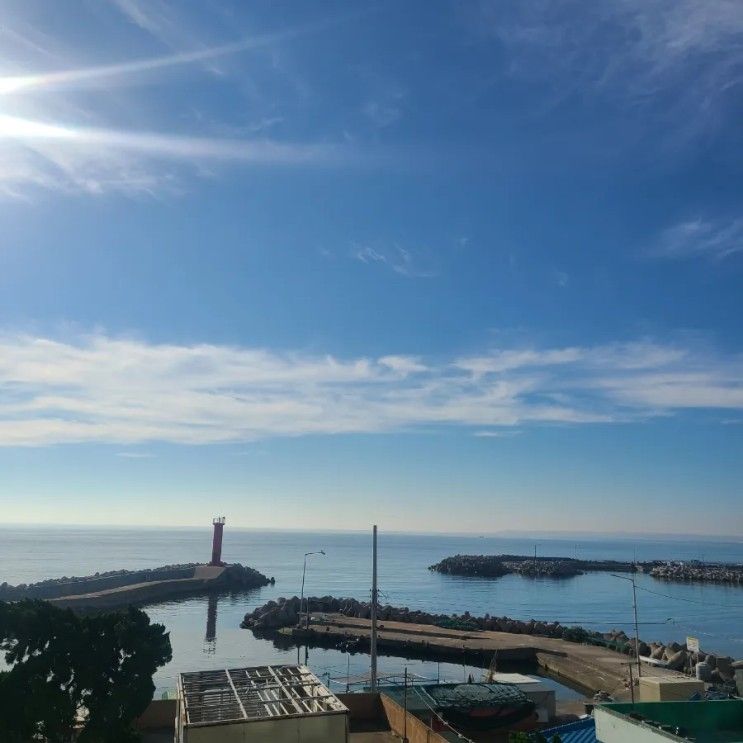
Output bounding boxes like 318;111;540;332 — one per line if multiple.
0;564;199;600
241;595;740;687
430;554;743;585
2;563;273;610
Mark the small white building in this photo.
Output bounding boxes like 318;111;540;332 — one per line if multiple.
176;664;349;743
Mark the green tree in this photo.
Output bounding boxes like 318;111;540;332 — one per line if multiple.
0;600;172;742
509;733;562;743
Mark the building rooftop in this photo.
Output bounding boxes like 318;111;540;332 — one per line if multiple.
381;681;532;716
596;700;743;743
178;664;347;726
541;717;597;743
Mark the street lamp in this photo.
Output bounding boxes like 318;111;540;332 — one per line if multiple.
300;550;325;629
611;573;642;681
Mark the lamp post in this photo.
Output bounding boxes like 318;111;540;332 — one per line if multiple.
300;550;325;629
611;573;642;680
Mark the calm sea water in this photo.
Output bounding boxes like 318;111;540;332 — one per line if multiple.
0;527;741;694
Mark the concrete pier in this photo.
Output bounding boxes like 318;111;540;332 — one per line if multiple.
282;613;690;700
2;563;273;611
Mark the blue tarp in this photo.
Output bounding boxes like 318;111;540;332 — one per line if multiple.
540;716;597;743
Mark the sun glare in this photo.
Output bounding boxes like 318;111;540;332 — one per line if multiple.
0;114;77;140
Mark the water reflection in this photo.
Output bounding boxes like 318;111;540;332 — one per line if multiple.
145;590;584;704
203;593;218;654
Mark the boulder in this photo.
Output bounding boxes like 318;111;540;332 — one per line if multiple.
710;669;726;685
716;657;734;679
666;649;688;670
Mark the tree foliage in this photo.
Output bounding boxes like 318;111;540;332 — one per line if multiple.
509;733;562;743
0;600;172;742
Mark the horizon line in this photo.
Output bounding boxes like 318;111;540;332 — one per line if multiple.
0;522;739;542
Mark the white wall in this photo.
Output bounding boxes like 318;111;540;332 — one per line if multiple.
594;707;669;743
183;712;348;743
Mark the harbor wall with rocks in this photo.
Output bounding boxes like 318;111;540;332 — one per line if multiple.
649;563;743;585
0;564;200;600
1;563;273;609
241;595;740;687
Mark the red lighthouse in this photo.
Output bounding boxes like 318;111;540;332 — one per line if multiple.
210;517;226;566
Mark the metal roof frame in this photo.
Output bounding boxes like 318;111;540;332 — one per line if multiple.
178;664;348;727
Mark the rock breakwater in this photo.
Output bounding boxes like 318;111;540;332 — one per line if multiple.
430;554;743;585
650;562;743;585
241;595;740;687
430;555;637;579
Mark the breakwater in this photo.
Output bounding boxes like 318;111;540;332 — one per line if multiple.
429;555;640;579
1;563;273;610
0;564;199;600
241;595;740;689
649;562;743;585
430;555;743;585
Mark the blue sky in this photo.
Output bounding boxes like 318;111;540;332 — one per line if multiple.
0;0;741;535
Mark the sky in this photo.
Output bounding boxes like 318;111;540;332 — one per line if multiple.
0;0;741;536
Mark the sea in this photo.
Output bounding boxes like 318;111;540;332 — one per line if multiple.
0;526;741;696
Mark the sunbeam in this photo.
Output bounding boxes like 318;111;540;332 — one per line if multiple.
0;15;354;95
0;114;343;164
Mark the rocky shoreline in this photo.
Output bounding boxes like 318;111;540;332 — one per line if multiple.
429;554;743;585
241;595;741;688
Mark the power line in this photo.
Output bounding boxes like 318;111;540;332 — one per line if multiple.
635;584;743;609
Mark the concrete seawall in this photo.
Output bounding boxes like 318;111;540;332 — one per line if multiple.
5;563;273;611
50;566;227;610
282;614;689;700
0;564;200;601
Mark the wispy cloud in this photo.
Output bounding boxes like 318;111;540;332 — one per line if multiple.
354;244;438;278
0;115;343;164
0;40;275;96
0;333;739;446
0;17;349;95
478;0;743;143
0;4;361;197
362;100;403;128
555;270;569;287
652;217;743;261
378;355;428;375
0;114;350;197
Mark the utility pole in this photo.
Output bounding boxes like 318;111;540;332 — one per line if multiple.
370;525;378;691
611;574;642;680
631;576;641;679
403;667;409;743
346;651;351;694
